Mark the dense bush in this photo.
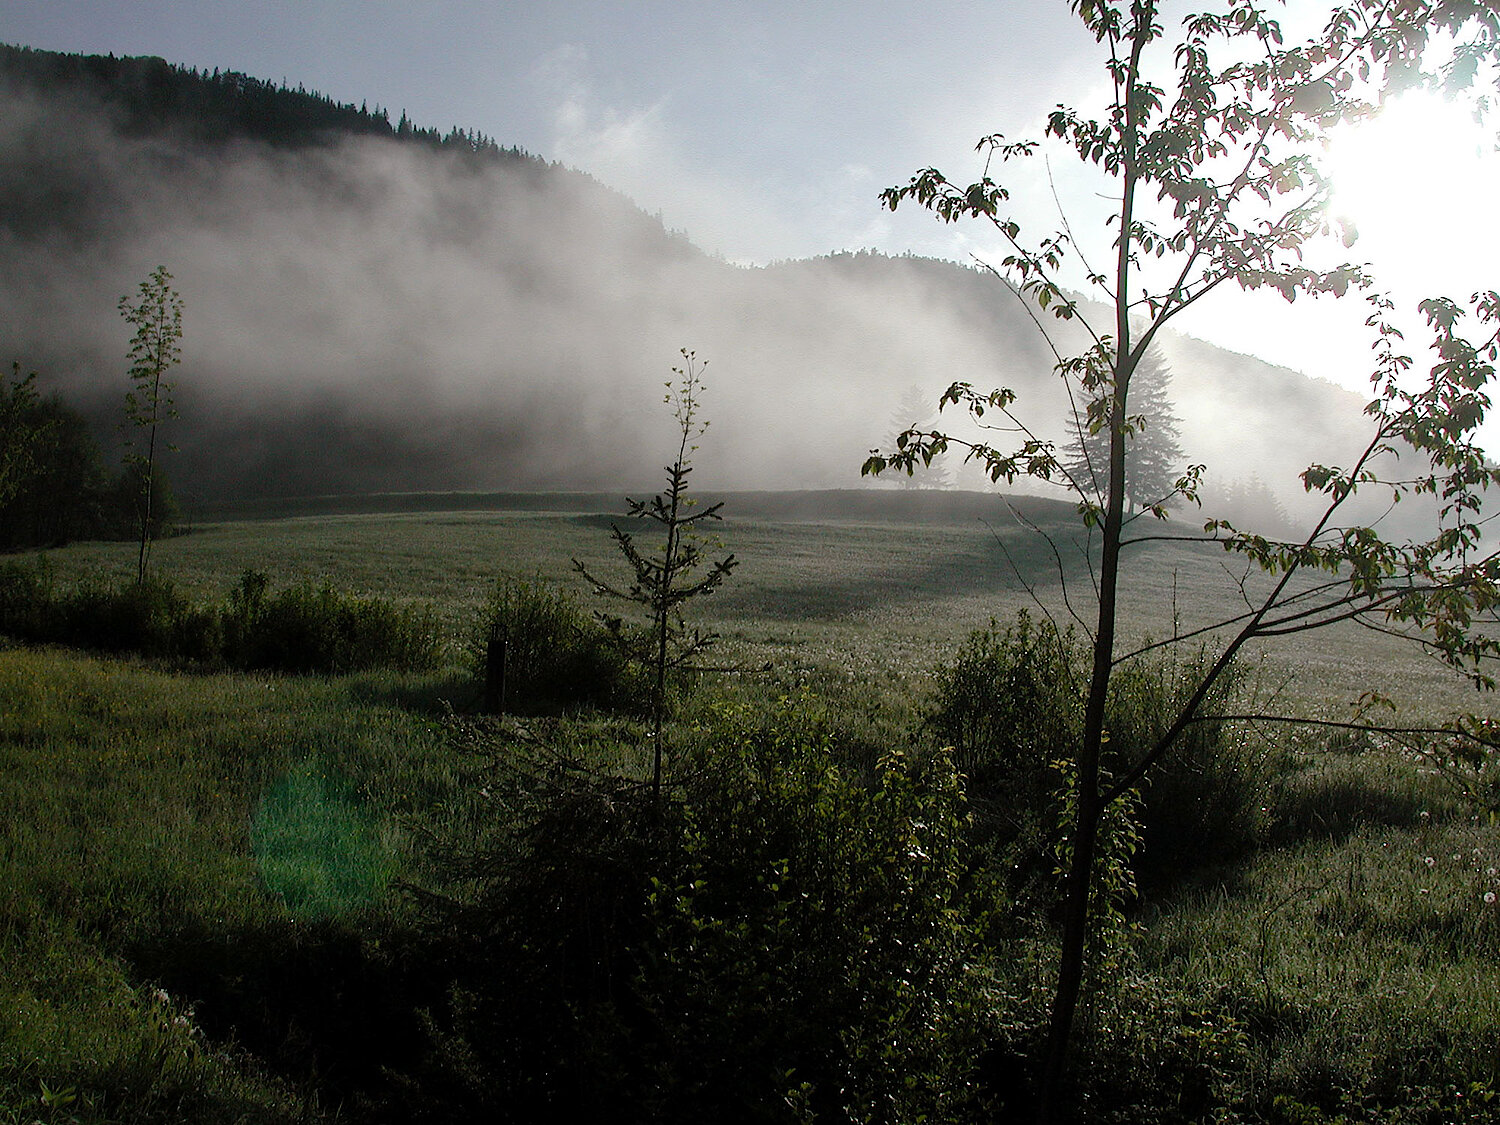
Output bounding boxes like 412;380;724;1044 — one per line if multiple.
0;562;440;674
926;613;1079;902
224;569;440;674
472;575;635;713
1109;649;1278;888
0;555;55;638
0;562;221;661
58;572;223;661
926;613;1276;897
0;392;179;552
407;708;996;1123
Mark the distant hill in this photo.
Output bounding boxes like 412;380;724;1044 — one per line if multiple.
0;44;1387;533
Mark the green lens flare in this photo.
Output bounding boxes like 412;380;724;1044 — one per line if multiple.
251;759;389;919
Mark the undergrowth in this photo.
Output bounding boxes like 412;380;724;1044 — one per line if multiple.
0;561;441;674
2;593;1496;1123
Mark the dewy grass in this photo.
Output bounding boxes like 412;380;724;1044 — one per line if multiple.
250;755;395;920
1140;820;1500;1109
4;500;1500;1120
0;646;453;1121
0;648;445;937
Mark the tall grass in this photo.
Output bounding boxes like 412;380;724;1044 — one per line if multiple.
4;504;1499;1122
0;647;456;1123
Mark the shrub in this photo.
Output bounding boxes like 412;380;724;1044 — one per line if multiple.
57;574;221;663
1111;649;1278;888
633;722;991;1124
408;708;996;1123
0;565;440;676
925;613;1275;896
222;570;438;674
925;613;1081;902
472;575;633;713
0;556;56;640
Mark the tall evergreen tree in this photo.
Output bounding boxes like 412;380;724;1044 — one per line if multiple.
886;384;953;489
1062;342;1183;511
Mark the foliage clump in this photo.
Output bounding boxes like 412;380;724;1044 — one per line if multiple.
0;364;178;552
222;569;439;674
407;706;992;1124
927;613;1273;897
471;574;635;714
0;562;440;674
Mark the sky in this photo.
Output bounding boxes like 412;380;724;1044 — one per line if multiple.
2;0;1498;407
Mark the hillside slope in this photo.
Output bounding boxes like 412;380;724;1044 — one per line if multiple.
1;45;1376;528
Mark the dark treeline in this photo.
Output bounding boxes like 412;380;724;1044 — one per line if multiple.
0;42;524;158
0;383;169;551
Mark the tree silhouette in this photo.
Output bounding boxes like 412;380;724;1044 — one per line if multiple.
886;384;954;489
118;265;183;584
864;3;1500;1118
1061;342;1183;511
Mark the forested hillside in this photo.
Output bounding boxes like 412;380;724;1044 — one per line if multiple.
1;44;1373;528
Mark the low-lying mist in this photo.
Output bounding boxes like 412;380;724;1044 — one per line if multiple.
1;58;1402;537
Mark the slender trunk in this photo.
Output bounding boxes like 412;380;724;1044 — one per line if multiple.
652;466;684;806
652;590;668;800
137;414;157;585
1035;18;1145;1121
1036;513;1119;1122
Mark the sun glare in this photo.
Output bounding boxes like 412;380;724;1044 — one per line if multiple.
1179;88;1499;445
1324;90;1499;300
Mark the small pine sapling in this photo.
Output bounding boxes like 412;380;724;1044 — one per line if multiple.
574;350;738;801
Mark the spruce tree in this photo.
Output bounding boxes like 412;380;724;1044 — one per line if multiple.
1062;342;1183;511
886;385;953;489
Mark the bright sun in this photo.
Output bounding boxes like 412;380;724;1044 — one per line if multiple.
1175;87;1499;440
1323;90;1499;302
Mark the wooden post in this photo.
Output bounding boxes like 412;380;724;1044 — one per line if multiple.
483;623;507;714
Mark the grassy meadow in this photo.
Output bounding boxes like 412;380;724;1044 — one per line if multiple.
2;491;1497;1123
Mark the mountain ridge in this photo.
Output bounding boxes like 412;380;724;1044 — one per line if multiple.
0;44;1379;534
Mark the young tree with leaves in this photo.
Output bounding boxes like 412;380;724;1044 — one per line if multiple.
863;2;1500;1119
0;361;50;517
1061;340;1183;512
118;265;184;584
574;350;738;803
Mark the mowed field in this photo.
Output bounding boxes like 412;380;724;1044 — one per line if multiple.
4;489;1499;1123
23;489;1487;720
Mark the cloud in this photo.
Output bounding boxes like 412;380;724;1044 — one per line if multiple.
0;67;1390;524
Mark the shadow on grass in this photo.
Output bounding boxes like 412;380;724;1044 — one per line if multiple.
346;670;475;715
1266;761;1443;848
120;913;442;1114
715;522;1100;623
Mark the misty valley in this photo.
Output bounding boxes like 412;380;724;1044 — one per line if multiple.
4;29;1500;1125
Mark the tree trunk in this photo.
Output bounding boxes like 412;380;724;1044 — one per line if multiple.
1036;25;1143;1113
